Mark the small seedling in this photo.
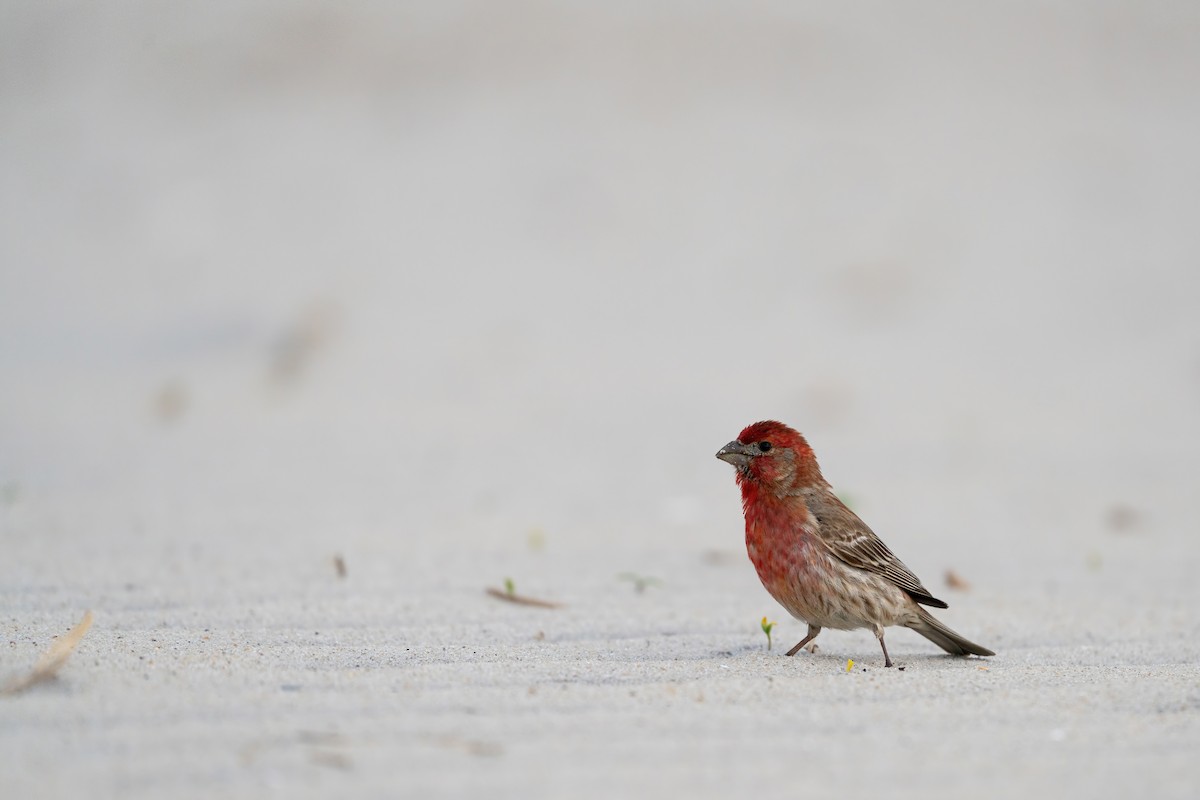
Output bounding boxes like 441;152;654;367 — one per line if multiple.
845;659;855;673
618;573;663;594
504;577;516;596
760;617;776;650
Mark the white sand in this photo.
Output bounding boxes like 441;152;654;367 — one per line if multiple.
2;2;1199;797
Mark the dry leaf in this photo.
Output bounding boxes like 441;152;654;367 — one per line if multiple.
2;611;94;696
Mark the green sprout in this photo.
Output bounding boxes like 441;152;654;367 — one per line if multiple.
504;577;516;596
618;573;663;594
761;617;776;650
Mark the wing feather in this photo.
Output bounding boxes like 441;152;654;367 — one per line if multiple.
803;490;949;609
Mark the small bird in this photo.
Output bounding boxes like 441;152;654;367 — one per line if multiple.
716;420;993;667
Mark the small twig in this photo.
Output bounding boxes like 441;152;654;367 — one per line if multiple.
2;610;94;695
485;587;562;609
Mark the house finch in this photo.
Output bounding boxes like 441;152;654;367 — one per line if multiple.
716;420;993;667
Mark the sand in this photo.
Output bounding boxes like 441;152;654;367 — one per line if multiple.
2;2;1199;797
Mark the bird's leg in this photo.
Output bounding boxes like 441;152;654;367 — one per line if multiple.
785;625;821;657
874;626;894;668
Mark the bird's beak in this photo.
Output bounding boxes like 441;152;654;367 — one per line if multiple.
716;440;753;468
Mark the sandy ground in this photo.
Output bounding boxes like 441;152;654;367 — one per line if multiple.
3;2;1200;798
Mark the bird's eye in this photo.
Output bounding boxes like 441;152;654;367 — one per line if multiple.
758;441;772;452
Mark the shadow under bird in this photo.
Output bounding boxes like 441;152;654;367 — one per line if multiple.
716;420;994;667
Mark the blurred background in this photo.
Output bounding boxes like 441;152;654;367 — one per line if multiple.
2;0;1199;582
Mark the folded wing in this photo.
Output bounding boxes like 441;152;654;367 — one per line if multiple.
803;490;949;609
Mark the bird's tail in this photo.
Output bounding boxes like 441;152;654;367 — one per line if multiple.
909;607;994;657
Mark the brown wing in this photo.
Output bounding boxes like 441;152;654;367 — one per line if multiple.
803;490;949;609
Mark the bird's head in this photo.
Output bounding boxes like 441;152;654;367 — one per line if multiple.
716;420;824;494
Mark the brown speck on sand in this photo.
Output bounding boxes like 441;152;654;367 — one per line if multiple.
1106;504;1143;533
270;301;340;384
701;550;738;566
153;380;188;423
310;749;353;770
945;569;971;591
